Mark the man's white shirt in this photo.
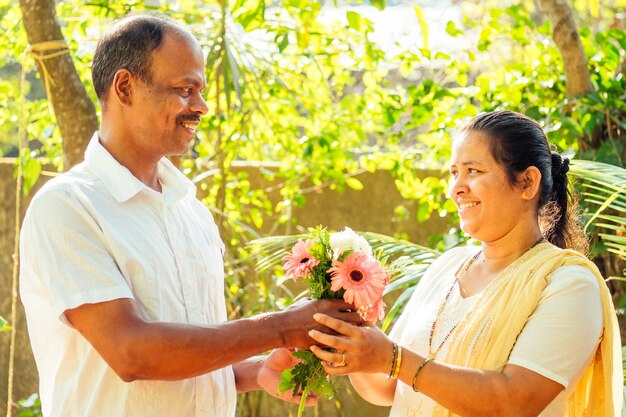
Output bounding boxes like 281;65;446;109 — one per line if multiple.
20;132;236;417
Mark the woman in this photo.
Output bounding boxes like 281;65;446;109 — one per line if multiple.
308;111;622;416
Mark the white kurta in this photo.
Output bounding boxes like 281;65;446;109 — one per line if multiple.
389;246;603;417
20;133;236;417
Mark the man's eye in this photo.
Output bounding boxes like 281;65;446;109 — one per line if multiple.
179;88;192;97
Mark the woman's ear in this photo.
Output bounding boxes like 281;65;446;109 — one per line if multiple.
519;166;542;200
111;69;134;106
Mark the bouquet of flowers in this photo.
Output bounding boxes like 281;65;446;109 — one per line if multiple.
279;226;390;416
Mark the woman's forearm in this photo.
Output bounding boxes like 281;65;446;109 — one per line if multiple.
397;351;561;417
309;314;562;416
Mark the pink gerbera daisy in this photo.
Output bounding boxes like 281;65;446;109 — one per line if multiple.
328;252;387;309
282;240;319;281
361;298;387;322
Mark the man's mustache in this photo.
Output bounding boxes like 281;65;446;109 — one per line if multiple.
178;114;201;123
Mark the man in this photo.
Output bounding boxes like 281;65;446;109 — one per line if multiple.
19;13;357;417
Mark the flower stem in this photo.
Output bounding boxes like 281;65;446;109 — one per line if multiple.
297;387;309;417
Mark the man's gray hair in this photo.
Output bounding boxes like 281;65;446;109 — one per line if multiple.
92;12;185;101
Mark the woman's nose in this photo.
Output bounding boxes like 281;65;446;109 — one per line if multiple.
449;176;467;197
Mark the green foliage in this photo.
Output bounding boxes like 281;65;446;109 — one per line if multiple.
3;0;623;251
14;394;42;417
570;160;626;274
279;350;333;398
304;227;344;300
2;0;621;325
0;314;10;332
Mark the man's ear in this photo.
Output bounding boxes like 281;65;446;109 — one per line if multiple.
519;166;542;200
111;69;134;106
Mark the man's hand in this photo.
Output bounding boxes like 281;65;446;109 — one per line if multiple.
257;348;318;406
279;299;363;349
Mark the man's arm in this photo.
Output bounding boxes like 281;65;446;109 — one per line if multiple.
65;297;357;382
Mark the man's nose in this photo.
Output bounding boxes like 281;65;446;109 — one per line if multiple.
190;92;208;115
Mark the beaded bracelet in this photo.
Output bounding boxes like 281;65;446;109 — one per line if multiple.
411;357;433;392
391;345;403;379
387;343;398;379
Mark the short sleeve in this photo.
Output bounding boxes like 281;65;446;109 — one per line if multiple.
507;265;603;389
20;184;133;324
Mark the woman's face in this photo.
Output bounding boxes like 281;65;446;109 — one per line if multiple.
448;131;526;243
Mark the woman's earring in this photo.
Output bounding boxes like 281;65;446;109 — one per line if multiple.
522;190;531;200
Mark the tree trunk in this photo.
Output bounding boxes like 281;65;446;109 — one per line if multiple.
0;161;41;416
536;0;604;151
19;0;98;169
537;0;593;96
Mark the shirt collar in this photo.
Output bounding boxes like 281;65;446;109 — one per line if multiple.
158;154;197;204
84;132;196;203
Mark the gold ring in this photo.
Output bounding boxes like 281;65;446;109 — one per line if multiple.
336;352;346;367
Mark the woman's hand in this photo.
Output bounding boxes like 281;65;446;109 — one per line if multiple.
308;313;394;376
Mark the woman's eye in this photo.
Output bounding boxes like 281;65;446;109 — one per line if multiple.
468;168;479;174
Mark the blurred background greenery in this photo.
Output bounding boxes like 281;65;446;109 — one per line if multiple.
0;0;624;415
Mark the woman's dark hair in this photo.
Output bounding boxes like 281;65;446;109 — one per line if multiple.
459;110;587;253
92;12;181;100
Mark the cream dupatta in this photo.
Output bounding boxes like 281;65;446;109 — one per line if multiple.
432;242;622;417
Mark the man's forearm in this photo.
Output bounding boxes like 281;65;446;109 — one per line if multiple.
66;297;358;383
117;312;286;382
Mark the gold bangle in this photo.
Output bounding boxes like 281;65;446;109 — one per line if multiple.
391;345;403;379
388;343;397;379
411;357;433;392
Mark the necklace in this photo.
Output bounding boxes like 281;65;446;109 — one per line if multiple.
428;250;480;359
427;236;545;359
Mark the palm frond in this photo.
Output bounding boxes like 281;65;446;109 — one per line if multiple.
570;159;626;265
248;234;306;271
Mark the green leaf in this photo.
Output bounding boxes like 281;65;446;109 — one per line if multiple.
279;368;295;394
250;209;264;229
416;203;430;223
445;21;463;37
303;143;313;158
394;204;410;219
477;26;492;51
275;33;289;52
0;315;10;332
414;5;429;49
371;0;386;11
234;0;266;31
346;11;363;32
278;349;334;399
22;156;41;196
346;177;364;190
